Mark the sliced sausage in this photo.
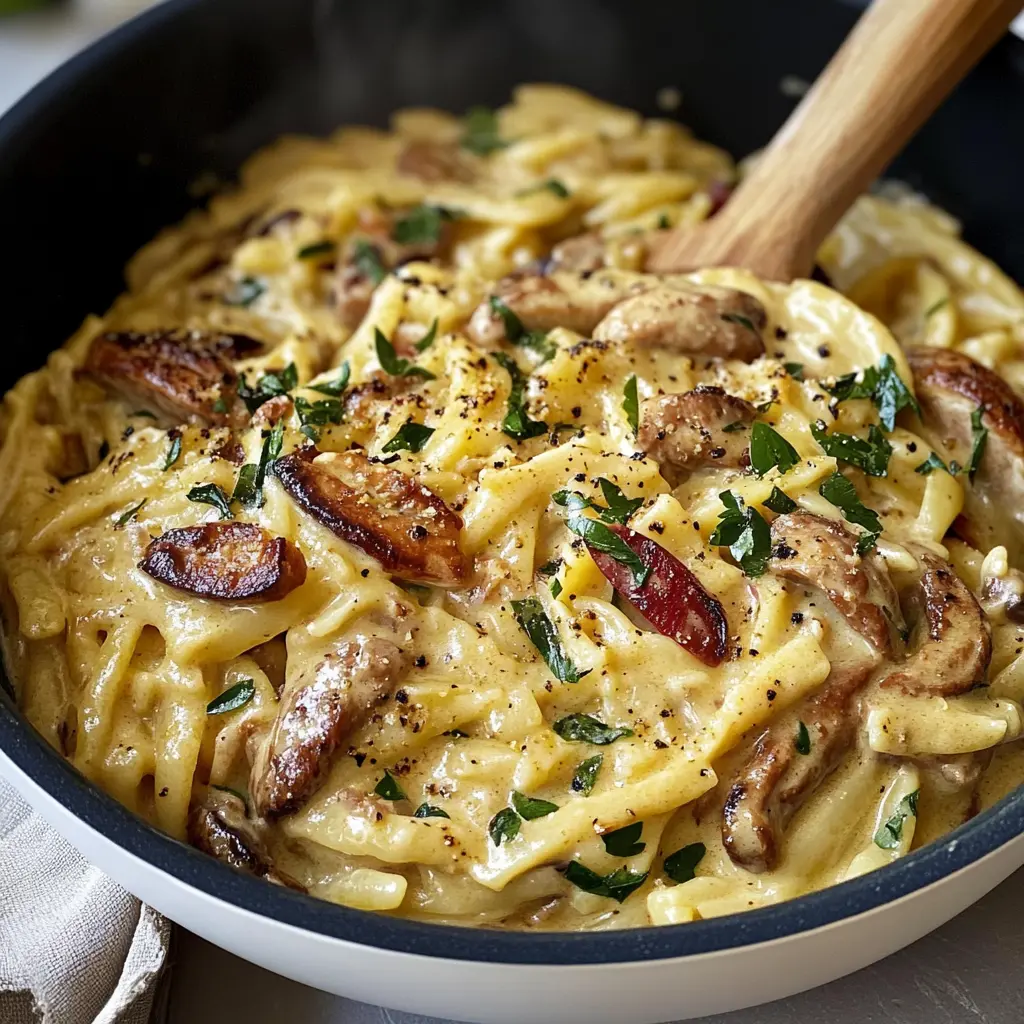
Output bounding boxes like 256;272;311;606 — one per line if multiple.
546;232;608;274
250;637;410;819
769;511;902;653
722;659;875;873
188;788;303;888
274;448;467;584
881;552;991;697
251;394;293;428
908;346;1024;557
638;386;756;484
84;329;261;426
396;139;475;183
592;284;766;361
139;523;307;602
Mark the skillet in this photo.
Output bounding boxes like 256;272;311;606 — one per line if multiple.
1;1;1023;1020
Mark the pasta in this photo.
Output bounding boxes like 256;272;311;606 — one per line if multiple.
4;84;1024;931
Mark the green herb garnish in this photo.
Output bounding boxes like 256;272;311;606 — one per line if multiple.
968;405;988;480
925;297;950;317
353;240;386;285
415;319;439;353
819;472;882;554
488;807;520;846
749;422;800;477
553;490;650;587
663;841;706;883
392;204;458;246
382;420;435;454
511;597;587;684
114;499;146;528
233;423;284;509
297;240;335;260
511;791;559;820
163;432;182;471
187;483;233;520
488;296;555;359
795;721;811;755
874;789;919;849
622;374;639;436
552;479;642;526
461;106;507;156
494;352;546;441
784;362;805;381
601;821;645;857
413;803;450;819
552;713;633;745
516;179;570;199
550;578;563;598
763;486;797;514
562;862;648;903
293;395;343;442
571;755;603;795
811;421;892;477
309;362;351;397
375;328;436;381
709;490;772;577
374;770;407;802
206;678;255;715
825;355;919;431
720;312;758;333
237;362;298;414
223;276;265;307
914;452;951;475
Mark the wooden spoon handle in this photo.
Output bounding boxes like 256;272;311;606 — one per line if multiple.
648;0;1021;279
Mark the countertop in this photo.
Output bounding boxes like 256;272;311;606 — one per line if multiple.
4;4;1024;1023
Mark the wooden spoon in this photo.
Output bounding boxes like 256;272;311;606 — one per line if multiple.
647;0;1021;280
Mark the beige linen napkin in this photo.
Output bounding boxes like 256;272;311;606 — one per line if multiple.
0;776;171;1024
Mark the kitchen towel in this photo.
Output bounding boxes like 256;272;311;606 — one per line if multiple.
0;776;171;1024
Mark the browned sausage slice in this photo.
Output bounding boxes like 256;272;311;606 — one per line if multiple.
638;386;756;484
593;284;766;361
769;512;901;653
84;329;260;426
396;139;475;183
250;637;410;819
881;552;991;697
188;787;303;888
139;523;307;601
274;448;467;584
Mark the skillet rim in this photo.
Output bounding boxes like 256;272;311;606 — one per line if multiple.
1;0;1023;967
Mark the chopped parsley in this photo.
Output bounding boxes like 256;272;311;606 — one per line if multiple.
720;312;758;333
825;355;920;431
233;423;284;509
722;421;747;433
516;178;570;199
114;499;146;528
511;597;587;684
237;362;298;413
562;862;648;903
622;374;639;435
382;420;435;454
352;240;386;285
552;713;633;745
223;276;265;307
784;362;805;381
494;352;546;441
374;328;436;380
206;678;255;715
309;362;350;397
374;770;407;802
163;432;182;471
536;559;562;578
392;204;458;245
795;721;811;755
656;213;671;230
553;489;650;586
709;490;772;576
553;479;642;525
914;451;953;476
819;472;882;554
968;405;988;480
511;791;559;820
571;754;603;795
601;822;645;857
187;483;233;520
296;240;335;260
293;395;343;442
461;106;507;156
763;486;797;514
488;296;555;359
663;841;706;883
749;422;800;477
414;319;439;353
488;807;520;846
550;578;563;598
874;789;919;849
811;421;892;477
413;803;450;819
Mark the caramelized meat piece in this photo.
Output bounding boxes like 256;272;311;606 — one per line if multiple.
188;788;302;888
981;566;1024;623
638;386;756;484
251;394;293;428
396;139;474;183
881;552;991;697
335;207;452;329
250;637;410;819
722;660;874;872
139;523;307;602
84;329;260;426
769;512;901;653
586;523;728;666
593;284;766;361
547;233;608;274
274;448;467;584
909;346;1024;557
